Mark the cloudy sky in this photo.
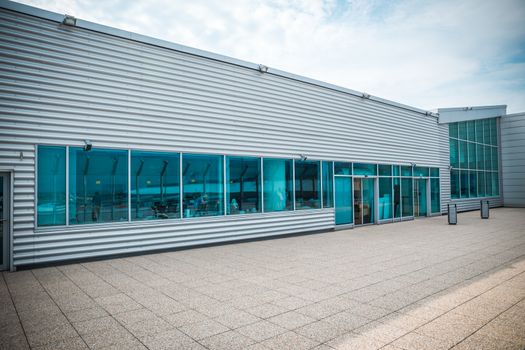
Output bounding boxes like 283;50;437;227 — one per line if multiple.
16;0;525;113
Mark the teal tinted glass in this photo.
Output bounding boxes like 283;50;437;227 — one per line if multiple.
467;121;475;141
459;141;468;168
362;178;375;223
334;162;352;175
449;123;458;138
401;166;412;177
430;168;439;177
475;119;484;143
491;147;498;170
450;139;459;168
458;121;468;139
486;172;493;196
476;144;484;170
295;160;321;209
483;119;490;144
263;158;293;212
469;171;477;198
490;119;497;145
393;177;401;218
393;165;400;177
484;145;492;170
131;151;180;221
353;163;376;176
468;142;476;169
451;170;460;199
477;171;485;197
226;156;261;215
378;164;392;176
69;148;128;225
430;178;440;213
460;170;469;198
413;167;429;177
493;172;499;195
322;161;333;208
401;178;413;217
415;178;427;217
37;146;66;226
335;177;352;225
379;177;392;220
182;154;224;218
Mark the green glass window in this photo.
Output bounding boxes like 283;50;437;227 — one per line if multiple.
468;142;476;169
69;148;128;225
430;178;440;213
458;121;468;139
393;166;400;177
37;146;66;226
450;139;459;168
477;171;485;197
451;170;460;199
378;164;392;176
459;141;468;169
469;171;477;198
263;158;293;212
467;121;475;142
449;123;458;138
492;172;499;195
353;163;377;176
401;178;413;217
182;154;224;218
379;177;392;220
226;156;261;215
295;160;321;209
131;151;180;221
430;168;439;178
460;170;469;198
475;119;484;143
483;119;491;145
393;177;401;218
322;161;333;208
401;166;412;177
484;145;492;170
491;147;498;171
334;162;352;175
476;144;484;170
486;172;493;196
490;119;497;145
413;167;429;177
335;177;352;225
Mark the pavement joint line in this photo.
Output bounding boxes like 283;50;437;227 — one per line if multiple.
1;272;31;349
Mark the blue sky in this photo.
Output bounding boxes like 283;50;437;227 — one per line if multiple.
16;0;525;113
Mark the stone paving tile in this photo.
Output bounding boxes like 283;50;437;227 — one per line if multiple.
141;328;206;350
295;319;348;343
236;319;288;342
327;331;387;350
178;318;230;340
391;331;451;350
246;302;288;319
267;310;316;330
32;336;89;350
260;331;320;350
94;293;143;315
213;309;261;329
162;309;210;328
451;331;524;350
199;330;256;350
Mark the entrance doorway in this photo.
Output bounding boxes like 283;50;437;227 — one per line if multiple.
335;177;353;225
0;172;10;271
354;178;375;225
414;178;428;217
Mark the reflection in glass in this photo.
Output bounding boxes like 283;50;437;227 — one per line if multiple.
334;162;352;175
378;164;392;176
226;156;261;215
393;177;401;218
353;163;376;176
322;161;333;208
131;151;180;221
37;146;66;226
451;170;460;199
414;178;427;217
460;170;469;198
401;178;413;217
413;167;429;177
69;148;128;224
450;139;459;168
477;171;485;197
401;166;412;177
182;154;223;218
430;178;440;213
469;171;477;198
263;158;293;212
335;177;352;225
295;160;321;209
459;141;468;169
379;177;392;220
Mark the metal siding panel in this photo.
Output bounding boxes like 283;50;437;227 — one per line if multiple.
501;113;525;207
0;8;448;266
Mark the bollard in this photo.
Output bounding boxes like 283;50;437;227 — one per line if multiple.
448;203;457;225
481;200;489;219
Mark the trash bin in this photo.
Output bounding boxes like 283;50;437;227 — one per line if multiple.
481;200;489;219
448;204;457;225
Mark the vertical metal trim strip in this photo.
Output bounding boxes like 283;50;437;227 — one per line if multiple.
179;152;183;219
223;155;226;216
260;157;264;213
127;149;131;222
34;144;38;228
292;159;296;211
65;145;69;226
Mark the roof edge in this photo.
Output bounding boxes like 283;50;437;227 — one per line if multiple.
1;0;437;117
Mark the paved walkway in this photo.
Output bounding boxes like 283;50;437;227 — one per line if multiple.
1;208;525;350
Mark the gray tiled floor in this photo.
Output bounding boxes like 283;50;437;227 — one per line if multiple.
2;208;525;349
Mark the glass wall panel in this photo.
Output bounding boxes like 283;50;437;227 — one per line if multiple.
226;156;261;215
493;172;499;195
469;171;477;198
295;160;321;209
335;177;352;225
401;166;412;177
475;119;484;143
483;119;490;145
467;121;476;141
413;166;429;177
182;154;223;218
353;163;377;176
362;178;375;223
490;119;497;145
458;121;468;139
322;161;334;208
131;151;180;221
393;166;400;177
401;178;413;217
486;172;493;196
450;139;459;168
459;141;468;169
476;144;484;170
430;178;440;213
460;170;469;198
69;148;128;225
379;177;392;220
37;146;66;226
449;123;458;138
477;171;485;197
334;162;352;175
451;170;460;199
484;145;492;170
263;158;293;212
393;177;401;218
491;147;498;171
378;164;392;176
468;142;476;169
430;168;439;177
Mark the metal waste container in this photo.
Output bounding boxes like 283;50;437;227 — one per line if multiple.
448;204;457;225
481;200;489;219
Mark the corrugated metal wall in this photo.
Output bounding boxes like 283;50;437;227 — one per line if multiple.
501;113;525;207
0;7;450;267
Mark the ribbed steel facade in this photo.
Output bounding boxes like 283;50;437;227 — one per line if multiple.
0;3;504;268
501;113;525;207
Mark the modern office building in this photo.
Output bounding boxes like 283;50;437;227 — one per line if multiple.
0;1;524;270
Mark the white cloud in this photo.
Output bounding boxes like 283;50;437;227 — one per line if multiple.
13;0;525;113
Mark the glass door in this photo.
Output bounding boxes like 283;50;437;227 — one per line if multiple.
353;178;375;225
0;173;9;271
335;177;352;225
414;178;428;217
